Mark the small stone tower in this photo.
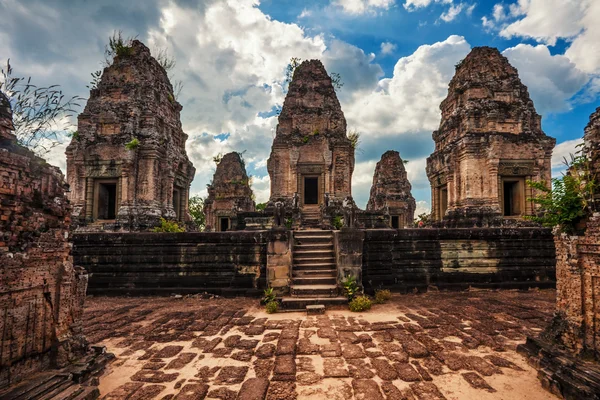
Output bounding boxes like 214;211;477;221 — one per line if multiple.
203;152;255;231
367;151;416;228
267;60;355;223
66;40;195;230
584;107;600;207
426;47;555;227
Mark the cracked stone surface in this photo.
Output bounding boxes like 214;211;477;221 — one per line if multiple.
87;290;559;399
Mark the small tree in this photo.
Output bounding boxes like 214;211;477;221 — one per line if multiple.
256;203;267;211
526;150;596;234
0;60;82;155
189;195;206;230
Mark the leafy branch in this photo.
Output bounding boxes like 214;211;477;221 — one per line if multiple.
1;59;82;154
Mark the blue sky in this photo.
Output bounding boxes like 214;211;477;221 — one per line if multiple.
1;0;598;214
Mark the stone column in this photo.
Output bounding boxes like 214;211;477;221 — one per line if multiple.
266;229;292;294
335;228;365;289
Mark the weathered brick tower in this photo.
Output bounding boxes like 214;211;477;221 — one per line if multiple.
66;40;195;231
426;47;555;227
267;60;355;226
367;150;416;228
203;152;255;231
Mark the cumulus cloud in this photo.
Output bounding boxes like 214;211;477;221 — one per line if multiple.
484;0;599;77
380;41;397;55
333;0;396;15
343;35;470;137
440;3;464;22
502;44;589;114
551;138;584;177
404;0;452;11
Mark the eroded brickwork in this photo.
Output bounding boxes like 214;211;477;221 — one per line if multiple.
426;47;555;227
66;40;195;231
267;60;354;215
367;151;416;228
0;93;87;388
552;107;600;360
204;152;255;232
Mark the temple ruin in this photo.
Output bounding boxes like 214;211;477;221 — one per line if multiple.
426;47;555;227
366;150;416;228
518;107;600;398
0;93;89;388
267;59;355;228
203;152;255;232
66;40;195;231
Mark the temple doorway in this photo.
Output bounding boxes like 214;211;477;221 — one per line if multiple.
220;217;230;232
303;176;319;205
95;181;117;220
502;178;524;216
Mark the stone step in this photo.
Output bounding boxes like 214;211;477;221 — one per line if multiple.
294;244;334;252
292;269;336;277
292;276;336;285
293;263;337;270
290;284;338;297
280;296;348;309
294;250;334;258
294;235;333;243
294;257;335;265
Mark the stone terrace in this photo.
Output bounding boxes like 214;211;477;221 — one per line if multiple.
85;290;558;399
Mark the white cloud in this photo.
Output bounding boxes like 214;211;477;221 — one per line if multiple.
298;8;312;18
343;35;470;137
484;0;599;77
440;3;464;22
380;41;397;55
333;0;396;15
415;200;430;216
499;0;587;46
551;138;584;176
404;0;452;11
502;44;589;114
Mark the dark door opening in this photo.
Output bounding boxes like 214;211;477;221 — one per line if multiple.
173;189;180;220
98;183;117;219
304;177;319;205
220;217;230;232
391;215;399;229
439;186;448;219
503;180;521;216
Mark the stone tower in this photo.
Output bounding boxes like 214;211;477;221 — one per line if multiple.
584;107;600;207
203;152;255;231
66;40;195;230
267;60;355;216
367;150;416;228
426;47;555;227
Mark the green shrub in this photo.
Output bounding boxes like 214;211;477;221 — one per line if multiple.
374;289;392;304
349;296;372;312
285;217;293;229
342;275;360;300
525;151;596;234
333;215;343;230
265;301;278;314
263;288;276;304
152;218;185;233
125;138;140;151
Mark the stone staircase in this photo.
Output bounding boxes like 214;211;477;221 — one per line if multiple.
300;206;321;229
281;230;347;310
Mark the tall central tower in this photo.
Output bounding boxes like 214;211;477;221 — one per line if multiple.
267;60;354;211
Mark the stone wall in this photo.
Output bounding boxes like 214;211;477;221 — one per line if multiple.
0;95;87;388
73;232;268;295
363;228;555;292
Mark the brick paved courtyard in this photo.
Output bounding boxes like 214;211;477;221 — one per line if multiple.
86;290;558;399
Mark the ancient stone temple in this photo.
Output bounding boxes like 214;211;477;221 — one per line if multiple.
366;150;416;228
0;93;88;388
267;60;355;226
426;47;555;227
203;152;255;231
66;40;195;231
